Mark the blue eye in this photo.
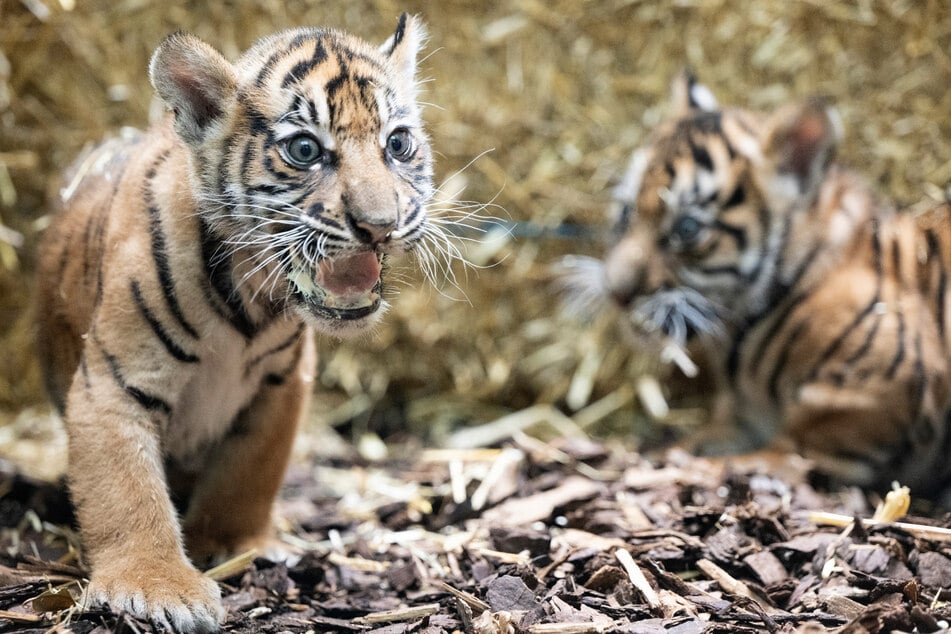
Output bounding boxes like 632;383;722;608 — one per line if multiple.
284;134;324;168
386;128;415;161
672;215;704;244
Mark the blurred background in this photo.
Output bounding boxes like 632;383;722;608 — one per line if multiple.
1;0;949;480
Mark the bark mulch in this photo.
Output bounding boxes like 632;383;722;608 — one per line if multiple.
0;438;950;633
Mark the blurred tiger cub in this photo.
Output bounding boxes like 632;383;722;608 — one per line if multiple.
571;72;951;497
35;15;433;632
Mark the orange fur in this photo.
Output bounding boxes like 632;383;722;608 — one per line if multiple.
599;73;951;497
35;15;432;632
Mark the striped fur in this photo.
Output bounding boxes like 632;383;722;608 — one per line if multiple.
34;15;431;632
591;73;951;497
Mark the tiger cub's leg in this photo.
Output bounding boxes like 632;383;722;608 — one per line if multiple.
66;359;222;632
182;332;316;564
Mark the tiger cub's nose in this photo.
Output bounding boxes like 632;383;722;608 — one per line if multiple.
347;214;395;245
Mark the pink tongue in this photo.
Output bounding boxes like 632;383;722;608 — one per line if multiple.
316;252;381;296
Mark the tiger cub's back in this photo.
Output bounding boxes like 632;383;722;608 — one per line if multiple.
577;72;951;497
35;131;147;411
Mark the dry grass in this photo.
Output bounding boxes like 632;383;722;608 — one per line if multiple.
0;0;949;471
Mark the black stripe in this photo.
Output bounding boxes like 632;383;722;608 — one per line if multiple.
131;279;200;364
712;219;747;251
401;203;424;229
80;209;97;282
319;215;344;231
353;75;380;116
281;38;328;89
325;69;348;99
693;111;722;134
723;186;746;208
844;312;882;366
909;330;926;424
663;162;676;180
697;264;742;277
890;236;901;279
387;13;408;54
255;47;289;88
94;332;172;416
247;183;291;197
925;229;946;340
738;239;822;377
804;224;884;381
263;330;307;385
199;218;258;339
246;322;305;374
768;320;807;402
55;228;73;283
124;386;172;415
871;218;884;275
246;105;271;136
886;308;906;378
746;277;812;375
736;291;794;376
687;136;714;172
805;295;878;383
263;153;294;181
264;373;287;386
144;152;199;339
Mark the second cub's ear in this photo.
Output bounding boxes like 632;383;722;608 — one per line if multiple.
149;32;237;146
762;97;842;195
379;13;427;87
670;69;718;117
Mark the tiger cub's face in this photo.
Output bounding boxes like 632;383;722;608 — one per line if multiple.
150;15;433;334
601;73;839;345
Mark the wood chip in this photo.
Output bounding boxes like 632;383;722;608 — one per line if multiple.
328;552;391;573
615;548;662;613
203;549;256;581
353;602;440;624
0;609;42;623
696;558;776;614
479;476;604;526
806;511;951;542
440;582;490;613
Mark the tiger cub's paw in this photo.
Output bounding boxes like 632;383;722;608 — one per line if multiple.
86;559;223;633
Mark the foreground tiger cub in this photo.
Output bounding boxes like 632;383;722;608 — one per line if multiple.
35;15;432;632
591;73;951;497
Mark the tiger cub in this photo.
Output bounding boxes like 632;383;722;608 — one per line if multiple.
35;15;433;632
583;72;951;497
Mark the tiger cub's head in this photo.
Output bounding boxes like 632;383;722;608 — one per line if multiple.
597;72;841;345
149;15;434;335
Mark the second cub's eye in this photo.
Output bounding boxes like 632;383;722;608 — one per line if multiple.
386;128;415;161
284;134;324;168
671;215;704;245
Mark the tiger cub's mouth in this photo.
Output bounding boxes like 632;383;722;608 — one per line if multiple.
288;251;384;322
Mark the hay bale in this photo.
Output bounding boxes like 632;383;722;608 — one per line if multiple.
0;2;948;452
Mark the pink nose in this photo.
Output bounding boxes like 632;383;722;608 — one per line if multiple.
349;216;395;245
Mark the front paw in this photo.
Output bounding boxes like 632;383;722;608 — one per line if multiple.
85;559;223;633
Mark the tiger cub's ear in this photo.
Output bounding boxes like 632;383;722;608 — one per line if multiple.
762;97;842;197
670;69;718;117
149;32;237;146
379;14;427;88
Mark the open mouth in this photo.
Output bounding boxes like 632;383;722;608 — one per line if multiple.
288;250;384;322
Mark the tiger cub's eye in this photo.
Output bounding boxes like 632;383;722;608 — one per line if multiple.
284;134;324;168
671;215;704;245
386;128;415;162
